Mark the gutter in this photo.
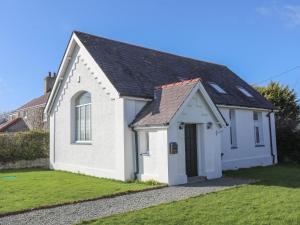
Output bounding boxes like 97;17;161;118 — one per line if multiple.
267;110;276;164
217;104;279;112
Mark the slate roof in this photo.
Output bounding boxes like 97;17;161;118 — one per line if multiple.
132;78;200;127
16;92;50;111
75;31;275;110
0;118;21;132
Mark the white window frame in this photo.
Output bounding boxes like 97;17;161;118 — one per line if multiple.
229;109;237;148
237;86;253;97
209;82;227;94
140;131;150;155
253;112;264;146
75;93;92;143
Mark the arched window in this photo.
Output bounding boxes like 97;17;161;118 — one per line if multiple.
75;92;91;142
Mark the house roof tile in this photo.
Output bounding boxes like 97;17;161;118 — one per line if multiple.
131;78;200;127
75;31;275;110
16;92;50;111
0;118;21;132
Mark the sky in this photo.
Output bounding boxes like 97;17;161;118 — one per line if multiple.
0;0;299;112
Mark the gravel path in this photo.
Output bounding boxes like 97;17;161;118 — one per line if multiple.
0;177;254;225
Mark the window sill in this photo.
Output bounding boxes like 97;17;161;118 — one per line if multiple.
255;144;265;148
73;141;92;145
231;146;238;149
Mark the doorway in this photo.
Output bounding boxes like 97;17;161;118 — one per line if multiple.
184;124;198;177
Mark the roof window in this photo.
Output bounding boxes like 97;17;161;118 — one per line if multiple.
209;83;227;94
237;86;253;97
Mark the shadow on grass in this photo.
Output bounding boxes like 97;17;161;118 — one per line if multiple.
0;168;50;174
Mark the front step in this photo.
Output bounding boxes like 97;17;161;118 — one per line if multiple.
187;176;207;184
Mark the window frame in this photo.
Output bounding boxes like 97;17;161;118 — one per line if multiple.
237;86;253;97
140;131;150;156
74;92;92;143
229;109;238;148
253;112;264;146
209;82;227;94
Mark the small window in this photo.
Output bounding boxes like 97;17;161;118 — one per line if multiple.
75;92;91;142
237;86;253;97
140;131;150;155
229;109;237;148
253;112;264;146
253;112;259;121
209;83;227;94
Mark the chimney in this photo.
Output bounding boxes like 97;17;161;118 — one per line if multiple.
44;72;57;94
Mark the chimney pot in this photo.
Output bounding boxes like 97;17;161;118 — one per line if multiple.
48;71;51;77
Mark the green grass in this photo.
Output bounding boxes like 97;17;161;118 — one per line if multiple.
79;164;300;225
0;169;161;214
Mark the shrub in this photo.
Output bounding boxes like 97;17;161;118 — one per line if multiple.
255;82;300;163
277;128;300;163
0;130;49;163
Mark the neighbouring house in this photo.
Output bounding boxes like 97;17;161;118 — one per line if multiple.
0;114;8;125
0;73;56;132
44;31;277;185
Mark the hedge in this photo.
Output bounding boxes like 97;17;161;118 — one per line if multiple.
0;130;49;163
277;128;300;164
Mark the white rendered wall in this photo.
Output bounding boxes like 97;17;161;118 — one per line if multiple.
123;99;147;180
167;91;223;185
49;47;126;180
137;128;169;183
219;107;276;170
123;99;169;183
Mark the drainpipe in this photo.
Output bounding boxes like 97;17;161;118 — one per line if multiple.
267;110;275;164
132;128;139;179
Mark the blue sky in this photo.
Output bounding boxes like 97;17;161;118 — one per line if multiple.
0;0;299;112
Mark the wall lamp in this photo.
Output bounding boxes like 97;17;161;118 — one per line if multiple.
207;122;213;129
179;122;185;130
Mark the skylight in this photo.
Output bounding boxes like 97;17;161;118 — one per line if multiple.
209;83;227;94
237;86;253;97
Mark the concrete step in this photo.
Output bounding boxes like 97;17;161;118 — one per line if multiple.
187;176;207;184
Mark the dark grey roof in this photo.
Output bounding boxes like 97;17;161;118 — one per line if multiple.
75;31;275;110
132;79;199;127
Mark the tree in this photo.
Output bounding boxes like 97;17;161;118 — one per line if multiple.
255;82;300;130
255;82;300;163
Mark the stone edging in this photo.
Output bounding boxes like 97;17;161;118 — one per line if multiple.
0;184;167;218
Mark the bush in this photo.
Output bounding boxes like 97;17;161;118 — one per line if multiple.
277;128;300;163
0;130;49;163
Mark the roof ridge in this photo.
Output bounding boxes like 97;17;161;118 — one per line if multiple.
74;31;226;68
16;92;50;111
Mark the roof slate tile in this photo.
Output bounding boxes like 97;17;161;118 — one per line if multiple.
75;31;275;110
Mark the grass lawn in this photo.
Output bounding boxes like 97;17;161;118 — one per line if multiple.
79;164;300;225
0;169;161;214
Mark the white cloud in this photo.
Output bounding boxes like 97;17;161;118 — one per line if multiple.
256;3;300;27
284;5;300;26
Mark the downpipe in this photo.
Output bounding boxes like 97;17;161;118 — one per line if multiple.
132;128;139;179
267;110;276;164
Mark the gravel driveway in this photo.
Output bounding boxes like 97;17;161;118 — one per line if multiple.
0;177;254;225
